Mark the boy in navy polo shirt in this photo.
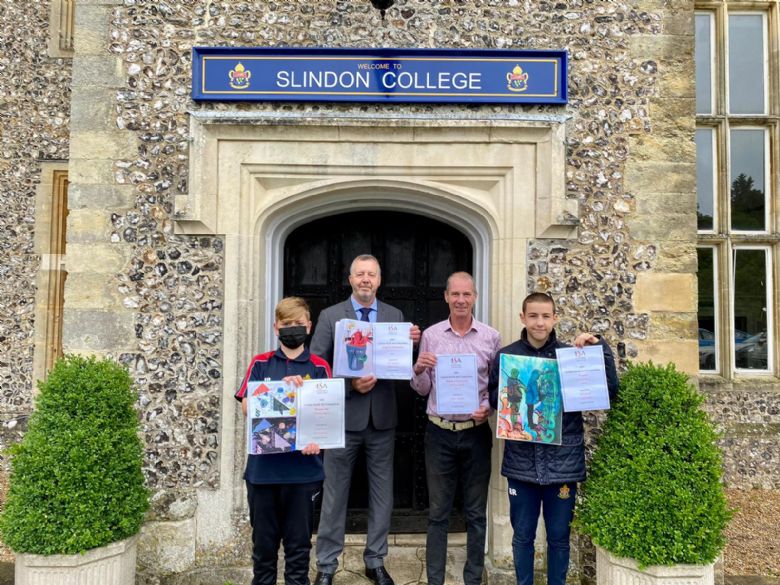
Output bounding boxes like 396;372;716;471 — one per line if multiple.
235;297;332;585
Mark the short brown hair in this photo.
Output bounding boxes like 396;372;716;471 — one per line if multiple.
275;297;310;322
521;292;556;314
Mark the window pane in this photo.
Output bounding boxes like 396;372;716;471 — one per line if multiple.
733;249;769;370
696;128;715;231
730;129;766;231
728;14;766;114
695;13;713;114
697;248;717;371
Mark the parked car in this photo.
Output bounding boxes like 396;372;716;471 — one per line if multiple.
698;328;759;371
698;328;716;370
735;332;768;370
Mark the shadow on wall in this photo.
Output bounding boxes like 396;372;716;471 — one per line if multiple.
0;562;11;585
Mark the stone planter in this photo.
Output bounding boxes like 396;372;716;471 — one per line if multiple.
15;535;137;585
596;545;714;585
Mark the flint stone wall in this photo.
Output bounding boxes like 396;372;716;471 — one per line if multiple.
0;0;71;410
108;0;667;489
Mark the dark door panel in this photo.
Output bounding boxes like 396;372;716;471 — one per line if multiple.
284;210;473;533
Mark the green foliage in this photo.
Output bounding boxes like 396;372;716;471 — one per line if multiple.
0;355;149;555
575;361;731;567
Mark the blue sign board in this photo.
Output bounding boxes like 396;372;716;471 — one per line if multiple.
192;47;567;105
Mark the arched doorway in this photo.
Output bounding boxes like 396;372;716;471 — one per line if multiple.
284;210;474;532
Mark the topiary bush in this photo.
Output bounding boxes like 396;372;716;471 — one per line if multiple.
575;361;731;568
0;355;149;555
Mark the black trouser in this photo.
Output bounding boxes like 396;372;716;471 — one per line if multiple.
424;421;492;585
247;481;322;585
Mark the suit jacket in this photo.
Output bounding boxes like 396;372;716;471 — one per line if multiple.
310;299;404;432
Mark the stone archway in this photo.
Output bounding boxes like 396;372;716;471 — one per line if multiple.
175;115;574;572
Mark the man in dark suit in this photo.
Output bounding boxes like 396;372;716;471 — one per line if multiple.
312;254;420;585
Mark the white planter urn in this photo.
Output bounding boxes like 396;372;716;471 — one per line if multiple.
14;535;137;585
596;546;714;585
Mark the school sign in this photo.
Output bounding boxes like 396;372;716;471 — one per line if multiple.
192;47;568;104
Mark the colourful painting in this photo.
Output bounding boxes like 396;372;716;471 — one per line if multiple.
246;381;298;454
247;381;297;418
333;319;374;376
496;354;562;445
249;417;296;454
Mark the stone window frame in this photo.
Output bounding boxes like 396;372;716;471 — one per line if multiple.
47;0;75;58
32;164;69;386
696;1;780;378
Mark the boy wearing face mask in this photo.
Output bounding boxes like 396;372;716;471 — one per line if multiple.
235;297;332;585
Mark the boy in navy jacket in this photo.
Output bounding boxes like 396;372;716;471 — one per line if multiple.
488;292;619;585
235;297;332;585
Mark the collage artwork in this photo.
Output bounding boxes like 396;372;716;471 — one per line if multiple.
246;381;297;454
496;353;563;445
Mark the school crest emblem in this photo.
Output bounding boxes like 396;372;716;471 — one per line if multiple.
506;64;529;93
229;62;251;89
558;484;571;499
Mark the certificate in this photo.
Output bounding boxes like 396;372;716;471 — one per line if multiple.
372;322;413;379
296;379;346;449
246;379;345;454
555;345;611;412
434;354;479;416
333;319;413;380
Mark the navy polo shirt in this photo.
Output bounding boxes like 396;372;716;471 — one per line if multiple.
235;347;331;485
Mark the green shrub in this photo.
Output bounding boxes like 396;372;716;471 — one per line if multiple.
0;355;149;555
575;361;731;567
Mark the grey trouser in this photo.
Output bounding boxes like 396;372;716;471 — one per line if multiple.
316;424;395;573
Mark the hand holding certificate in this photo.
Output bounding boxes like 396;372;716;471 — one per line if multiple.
246;379;345;454
434;354;479;416
555;345;611;412
296;379;346;449
372;322;414;379
333;319;413;379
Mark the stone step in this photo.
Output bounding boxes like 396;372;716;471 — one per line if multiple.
165;535;476;585
309;534;470;585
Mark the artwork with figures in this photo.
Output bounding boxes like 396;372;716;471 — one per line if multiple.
496;354;562;445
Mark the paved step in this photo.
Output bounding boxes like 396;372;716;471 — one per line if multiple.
311;534;469;585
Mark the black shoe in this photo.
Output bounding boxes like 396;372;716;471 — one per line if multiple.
314;572;335;585
365;566;395;585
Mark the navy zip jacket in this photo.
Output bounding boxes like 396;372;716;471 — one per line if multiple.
488;329;619;485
